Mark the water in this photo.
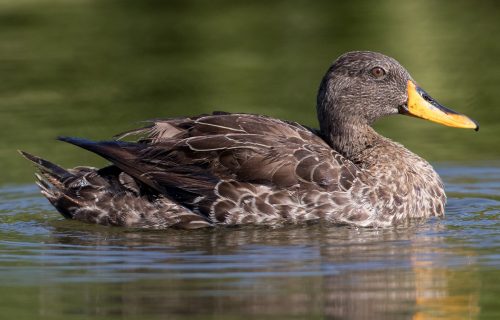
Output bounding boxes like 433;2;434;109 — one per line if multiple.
1;0;499;319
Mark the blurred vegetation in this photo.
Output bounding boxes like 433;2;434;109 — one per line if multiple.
0;0;499;184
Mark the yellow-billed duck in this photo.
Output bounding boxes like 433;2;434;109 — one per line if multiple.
20;51;478;229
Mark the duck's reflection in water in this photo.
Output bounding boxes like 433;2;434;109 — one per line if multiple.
39;222;479;319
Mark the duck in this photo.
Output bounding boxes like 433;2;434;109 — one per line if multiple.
20;51;478;229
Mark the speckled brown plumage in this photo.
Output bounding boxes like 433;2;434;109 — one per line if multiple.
21;51;476;229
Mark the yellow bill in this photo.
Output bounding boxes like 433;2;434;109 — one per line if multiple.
399;80;479;131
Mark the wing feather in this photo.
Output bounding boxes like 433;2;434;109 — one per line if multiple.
61;112;361;222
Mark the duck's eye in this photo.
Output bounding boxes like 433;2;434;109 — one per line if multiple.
370;67;386;78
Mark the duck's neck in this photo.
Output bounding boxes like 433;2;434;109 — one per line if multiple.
316;78;384;165
320;117;382;165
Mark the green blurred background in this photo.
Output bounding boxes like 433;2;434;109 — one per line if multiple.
1;0;499;184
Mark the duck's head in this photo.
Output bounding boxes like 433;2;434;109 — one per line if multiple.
317;51;478;134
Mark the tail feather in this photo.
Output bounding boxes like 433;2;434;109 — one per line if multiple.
19;150;79;218
19;148;212;228
18;150;73;180
34;172;54;196
56;136;218;209
55;136;158;190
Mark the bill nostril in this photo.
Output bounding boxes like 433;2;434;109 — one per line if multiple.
422;93;433;103
416;87;434;103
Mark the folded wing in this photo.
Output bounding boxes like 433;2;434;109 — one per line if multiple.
62;113;361;225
